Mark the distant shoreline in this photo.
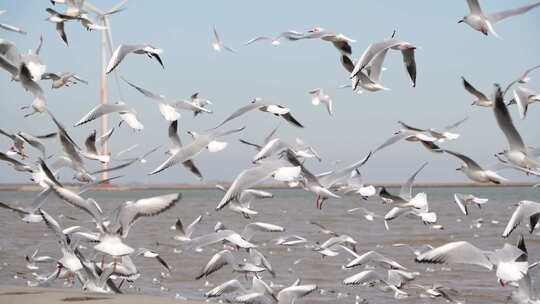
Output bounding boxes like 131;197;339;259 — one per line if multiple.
0;182;537;192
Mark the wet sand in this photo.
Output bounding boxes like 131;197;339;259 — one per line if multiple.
0;285;202;304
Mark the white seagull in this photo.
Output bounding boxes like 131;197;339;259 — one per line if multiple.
106;44;164;74
458;0;540;37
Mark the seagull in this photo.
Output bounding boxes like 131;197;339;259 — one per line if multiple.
41;72;87;89
415;240;529;285
492;84;539;170
503;64;540;96
0;152;33;173
75;101;144;130
25;247;56;270
302;27;355;55
80;130;110;163
216;184;273;217
189;92;213;117
205;276;275;301
150;126;244;176
308;88;333;116
443;149;507;184
215;161;300;210
341;53;390;93
413;284;463;303
0;128;55;158
338;169;376;198
212;26;236;53
0;10;26;35
351;38;417;88
275;235;309;247
195;249;266;280
397;118;468;143
173;215;203;242
0;188;53;223
165;120;202;179
269;283;317;304
244;30;305;46
508;86;540;119
458;0;540;37
106;44;164;74
122;77;211;121
342;269;412;299
39;209;83;274
0;40;47;116
462;76;493;107
502;200;540;237
135;248;171;272
251;138;320;163
214;98;304;129
453;193;489;215
374;124;439;154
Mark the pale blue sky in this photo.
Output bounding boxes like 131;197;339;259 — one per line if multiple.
0;1;539;184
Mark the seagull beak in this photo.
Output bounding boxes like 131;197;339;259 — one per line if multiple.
457;20;463;24
455;167;461;171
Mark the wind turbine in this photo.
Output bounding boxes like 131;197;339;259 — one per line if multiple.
83;0;128;181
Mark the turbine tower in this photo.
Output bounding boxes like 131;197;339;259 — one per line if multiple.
83;0;128;181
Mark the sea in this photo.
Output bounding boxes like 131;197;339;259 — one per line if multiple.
0;186;538;303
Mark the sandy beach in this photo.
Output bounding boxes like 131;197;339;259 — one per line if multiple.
0;286;202;304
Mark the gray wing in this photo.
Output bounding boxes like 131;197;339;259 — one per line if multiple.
149;137;207;175
401;48;416;87
443;149;483;170
122;77;166;102
351;39;404;77
0;151;28;167
106;44;141;74
340;55;355;73
374;131;411;153
493;85;526;151
462;77;488;101
415;241;493;270
216;163;280;210
503;65;540;96
168;120;182;147
84;130;99;154
0;23;27;35
399;162;428;201
17;132;46;156
466;0;482;14
319;152;372;188
75;103;131;126
213;102;264;129
444;117;469;131
488;1;540;23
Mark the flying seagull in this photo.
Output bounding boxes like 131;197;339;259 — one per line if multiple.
458;0;540;37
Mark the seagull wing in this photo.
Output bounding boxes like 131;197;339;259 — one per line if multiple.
205;279;244;297
75;103;131;127
122;77;166;101
493;85;526;152
462;77;488;101
415;241;493;270
466;0;482;14
399;162;428;201
488;1;540;23
106;44;140;74
213;102;264;129
242;222;284;241
196;249;235;280
453;193;469;215
442;149;483;170
117;193;181;237
276;284;317;303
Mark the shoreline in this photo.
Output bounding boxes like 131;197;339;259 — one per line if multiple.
0;285;202;304
0;182;537;192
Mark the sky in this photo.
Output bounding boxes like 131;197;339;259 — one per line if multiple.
0;0;540;185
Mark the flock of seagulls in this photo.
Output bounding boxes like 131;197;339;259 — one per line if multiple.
1;0;540;303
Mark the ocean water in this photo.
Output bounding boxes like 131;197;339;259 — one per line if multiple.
0;187;538;303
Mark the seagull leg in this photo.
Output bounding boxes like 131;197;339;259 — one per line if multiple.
315;195;320;209
118;279;125;289
101;255;105;269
